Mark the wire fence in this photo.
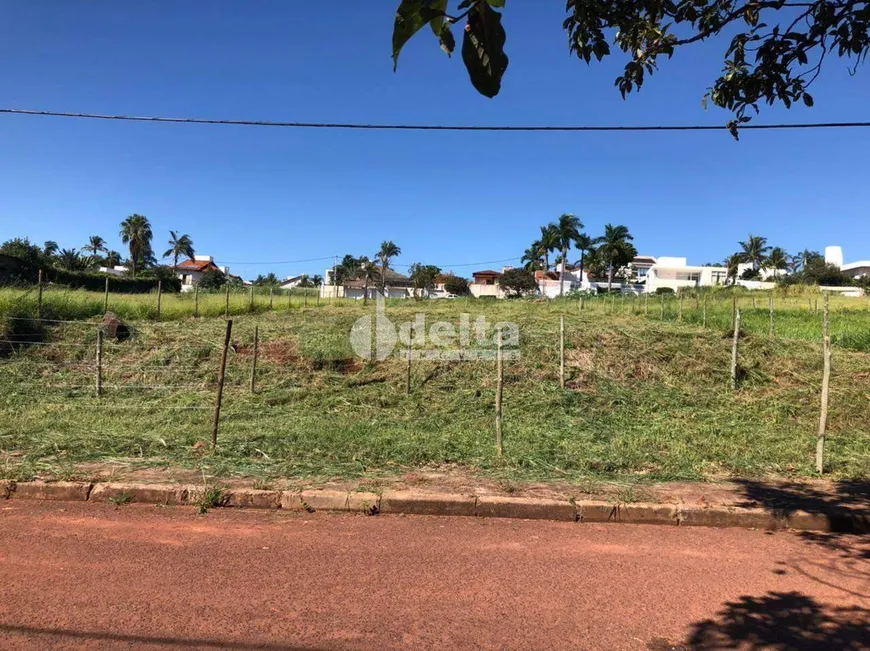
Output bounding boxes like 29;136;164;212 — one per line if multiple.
1;290;868;477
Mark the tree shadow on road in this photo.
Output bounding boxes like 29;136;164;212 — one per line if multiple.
733;479;870;534
649;591;870;650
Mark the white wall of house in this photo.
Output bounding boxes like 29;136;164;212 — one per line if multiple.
470;283;503;299
98;266;129;277
645;260;729;293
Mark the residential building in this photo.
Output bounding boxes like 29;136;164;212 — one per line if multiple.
320;268;414;300
629;256;657;283
97;265;130;277
644;257;730;293
470;269;504;298
826;246;870;279
534;263;591;298
280;275;306;290
175;256;230;292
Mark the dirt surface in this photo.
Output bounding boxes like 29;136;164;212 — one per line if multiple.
1;501;868;650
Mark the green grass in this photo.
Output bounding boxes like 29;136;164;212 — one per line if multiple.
1;293;869;485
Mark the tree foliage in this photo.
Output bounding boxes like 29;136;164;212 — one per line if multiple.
163;231;195;270
119;214;154;277
197;268;227;289
392;0;870;135
443;274;470;295
498;267;537;297
409;263;442;298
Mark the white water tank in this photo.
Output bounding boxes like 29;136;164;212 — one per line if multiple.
825;246;843;269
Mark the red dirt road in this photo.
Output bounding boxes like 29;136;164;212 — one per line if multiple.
1;502;868;651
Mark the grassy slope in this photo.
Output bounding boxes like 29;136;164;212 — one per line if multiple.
1;293;869;484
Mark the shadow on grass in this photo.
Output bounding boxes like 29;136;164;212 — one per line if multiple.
649;591;870;650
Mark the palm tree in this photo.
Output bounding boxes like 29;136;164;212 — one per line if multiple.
792;249;822;273
56;248;87;272
83;235;106;262
737;234;771;271
598;224;635;290
376;240;401;297
537;224;559;272
104;250;122;268
42;241;59;258
311;274;324;286
764;247;790;278
554;213;583;296
163;231;195;270
358;256;380;306
119;214;153;277
574;233;599;283
521;244;544;271
725;254;741;285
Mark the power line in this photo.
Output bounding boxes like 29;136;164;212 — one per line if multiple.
2;107;870;132
221;255;336;265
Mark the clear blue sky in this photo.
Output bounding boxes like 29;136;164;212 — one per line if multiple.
1;1;868;280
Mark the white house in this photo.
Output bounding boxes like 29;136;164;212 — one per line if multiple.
175;256;231;292
827;245;870;279
644;257;730;293
320;268;414;300
280;275;305;290
98;265;130;277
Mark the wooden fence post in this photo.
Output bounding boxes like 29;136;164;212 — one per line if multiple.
37;269;44;320
304;292;308;308
225;284;230;318
194;284;199;318
816;334;832;474
495;326;504;460
731;296;737;330
104;276;110;313
406;339;412;395
731;309;741;390
212;319;233;449
660;293;665;320
579;295;585;313
96;328;103;397
769;295;775;338
645;293;649;316
250;325;259;393
824;293;830;336
559;315;565;389
249;285;254;312
752;297;757;311
703;295;708;328
678;294;684;322
157;281;162;321
269;288;273;310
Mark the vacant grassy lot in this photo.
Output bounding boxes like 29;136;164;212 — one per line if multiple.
1;293;868;485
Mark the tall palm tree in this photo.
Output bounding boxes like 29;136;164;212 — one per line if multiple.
725;254;741;285
119;214;153;277
792;249;822;273
376;240;401;297
83;235;106;262
521;246;544;271
358;256;380;306
311;274;324;286
574;233;599;283
764;247;790;278
163;230;195;270
737;234;771;271
42;241;59;258
554;213;583;296
598;224;635;290
537;224;559;272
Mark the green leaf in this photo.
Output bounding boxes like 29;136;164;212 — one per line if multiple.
803;93;814;107
437;22;456;56
428;0;449;34
461;2;509;98
392;0;443;71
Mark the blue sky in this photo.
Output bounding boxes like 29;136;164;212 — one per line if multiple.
1;1;868;280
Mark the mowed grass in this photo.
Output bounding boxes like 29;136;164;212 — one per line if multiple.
1;294;869;485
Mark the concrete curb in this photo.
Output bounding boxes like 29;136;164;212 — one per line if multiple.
2;480;867;533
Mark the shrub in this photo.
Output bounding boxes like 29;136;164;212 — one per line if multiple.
497;268;537;297
654;287;675;295
443;275;470;296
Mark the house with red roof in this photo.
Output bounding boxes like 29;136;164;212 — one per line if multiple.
176;256;232;291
